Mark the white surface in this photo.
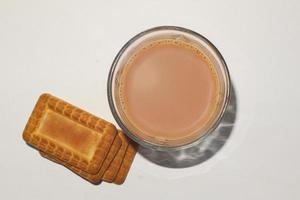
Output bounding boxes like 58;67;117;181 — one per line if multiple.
1;0;300;199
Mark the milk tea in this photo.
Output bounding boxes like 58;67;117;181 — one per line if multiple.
117;39;220;145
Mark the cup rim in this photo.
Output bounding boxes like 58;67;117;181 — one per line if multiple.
107;26;231;151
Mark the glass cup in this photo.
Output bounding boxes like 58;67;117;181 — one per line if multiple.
107;26;231;151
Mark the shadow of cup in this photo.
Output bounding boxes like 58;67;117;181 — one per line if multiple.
138;84;238;168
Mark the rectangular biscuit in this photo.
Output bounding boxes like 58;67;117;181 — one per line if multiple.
113;140;138;185
23;94;117;174
40;133;122;184
102;131;130;183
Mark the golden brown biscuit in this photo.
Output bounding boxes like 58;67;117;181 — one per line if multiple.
102;131;130;182
40;133;122;184
23;94;117;174
113;141;138;185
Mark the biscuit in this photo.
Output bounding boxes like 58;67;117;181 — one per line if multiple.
102;131;130;182
23;94;117;174
113;141;138;185
40;133;122;184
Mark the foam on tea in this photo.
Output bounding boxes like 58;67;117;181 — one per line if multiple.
117;39;221;146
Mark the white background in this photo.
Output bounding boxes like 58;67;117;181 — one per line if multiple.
1;0;300;199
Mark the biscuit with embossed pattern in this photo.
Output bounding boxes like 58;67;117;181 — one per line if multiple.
23;94;117;174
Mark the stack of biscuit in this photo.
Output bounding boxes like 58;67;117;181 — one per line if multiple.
23;94;137;185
